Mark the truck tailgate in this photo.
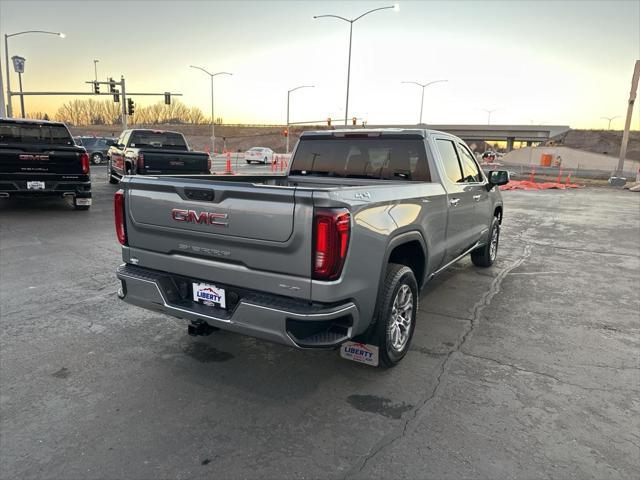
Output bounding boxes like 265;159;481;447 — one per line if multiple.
0;145;85;174
123;177;313;296
140;149;208;174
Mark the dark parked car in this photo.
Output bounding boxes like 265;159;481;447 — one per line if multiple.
74;136;117;165
0;119;91;210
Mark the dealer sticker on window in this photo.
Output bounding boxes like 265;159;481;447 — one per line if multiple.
340;341;379;367
192;282;226;309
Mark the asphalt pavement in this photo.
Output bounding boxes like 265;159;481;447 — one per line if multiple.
1;175;638;479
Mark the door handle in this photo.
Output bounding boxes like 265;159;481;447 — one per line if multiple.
473;194;482;201
449;198;460;206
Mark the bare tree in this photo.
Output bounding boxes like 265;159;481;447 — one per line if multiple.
52;99;206;125
26;111;49;120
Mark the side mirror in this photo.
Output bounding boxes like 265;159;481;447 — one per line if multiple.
487;170;509;190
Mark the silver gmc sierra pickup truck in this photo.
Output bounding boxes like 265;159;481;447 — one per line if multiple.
114;129;508;367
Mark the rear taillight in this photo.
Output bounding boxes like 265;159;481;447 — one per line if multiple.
137;153;145;172
207;156;212;172
114;189;127;245
313;208;350;280
80;152;90;174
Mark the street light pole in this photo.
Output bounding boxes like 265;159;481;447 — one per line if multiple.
286;85;314;153
190;66;232;154
18;71;25;118
483;108;497;125
600;115;621;130
4;30;65;118
314;4;399;126
401;80;447;124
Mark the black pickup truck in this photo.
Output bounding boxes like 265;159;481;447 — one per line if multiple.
107;129;210;184
0;119;92;210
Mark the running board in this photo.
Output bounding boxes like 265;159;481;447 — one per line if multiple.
429;242;482;279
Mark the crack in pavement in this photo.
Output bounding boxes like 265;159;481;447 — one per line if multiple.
457;351;635;394
522;240;640;259
340;244;532;479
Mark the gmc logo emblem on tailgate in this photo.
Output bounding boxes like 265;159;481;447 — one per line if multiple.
171;209;228;227
19;154;49;161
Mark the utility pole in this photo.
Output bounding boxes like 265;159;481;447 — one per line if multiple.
615;60;640;179
93;59;99;82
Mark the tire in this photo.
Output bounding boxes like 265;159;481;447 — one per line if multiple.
246;160;251;164
371;263;418;368
263;157;268;164
471;216;500;267
91;153;103;165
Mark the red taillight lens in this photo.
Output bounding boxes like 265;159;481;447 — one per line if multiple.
137;153;145;172
207;156;212;172
80;152;90;174
313;208;350;280
114;189;127;245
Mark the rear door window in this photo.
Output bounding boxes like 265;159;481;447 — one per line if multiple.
435;139;463;183
456;143;483;183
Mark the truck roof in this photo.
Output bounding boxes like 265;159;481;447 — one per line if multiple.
126;128;183;135
0;117;67;127
299;128;446;138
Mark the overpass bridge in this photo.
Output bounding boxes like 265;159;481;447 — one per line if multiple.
365;124;571;151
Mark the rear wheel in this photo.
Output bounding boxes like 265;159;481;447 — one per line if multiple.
91;152;103;165
471;216;500;267
371;264;418;368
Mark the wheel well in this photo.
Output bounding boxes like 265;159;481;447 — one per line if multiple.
388;240;426;287
494;206;503;224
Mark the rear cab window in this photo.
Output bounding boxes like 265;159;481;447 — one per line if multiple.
129;131;187;150
290;135;431;181
0;122;74;146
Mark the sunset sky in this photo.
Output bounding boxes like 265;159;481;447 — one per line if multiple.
1;0;638;128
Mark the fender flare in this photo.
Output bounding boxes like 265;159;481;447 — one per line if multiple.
379;230;429;290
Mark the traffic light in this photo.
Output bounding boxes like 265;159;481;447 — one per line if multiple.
93;82;100;94
127;98;135;115
282;129;288;137
327;117;331;126
109;78;119;102
164;92;171;105
352;117;357;126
